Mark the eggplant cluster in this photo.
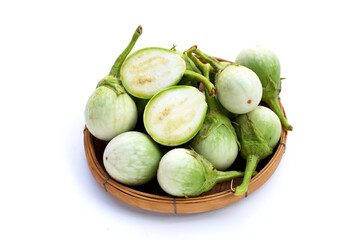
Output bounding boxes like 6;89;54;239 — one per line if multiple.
84;26;291;198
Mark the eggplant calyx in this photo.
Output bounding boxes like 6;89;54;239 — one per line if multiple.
186;150;218;196
97;75;125;95
263;74;281;98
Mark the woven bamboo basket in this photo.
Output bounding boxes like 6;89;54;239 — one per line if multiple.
84;58;289;214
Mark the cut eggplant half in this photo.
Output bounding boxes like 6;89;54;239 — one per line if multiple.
143;86;207;146
120;47;186;99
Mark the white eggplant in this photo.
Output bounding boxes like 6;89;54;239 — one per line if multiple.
216;65;262;114
103;131;163;186
193;47;263;114
157;148;247;197
85;85;137;141
84;26;142;141
233;106;282;196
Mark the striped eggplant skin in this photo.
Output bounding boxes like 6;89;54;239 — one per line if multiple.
103;131;163;186
157;148;206;197
216;65;263;114
191;111;239;171
157;148;247;197
243;106;282;149
84;83;137;141
236;46;281;100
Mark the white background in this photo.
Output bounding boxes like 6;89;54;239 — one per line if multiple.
1;0;359;239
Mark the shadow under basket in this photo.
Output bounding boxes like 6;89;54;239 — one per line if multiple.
84;98;288;214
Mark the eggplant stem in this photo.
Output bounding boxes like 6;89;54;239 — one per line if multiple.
182;70;216;96
109;25;142;78
234;155;259;196
265;97;293;131
204;72;222;113
216;170;245;183
184;51;221;112
216;170;258;183
186;47;214;78
194;48;223;72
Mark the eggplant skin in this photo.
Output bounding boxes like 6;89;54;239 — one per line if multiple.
235;46;281;100
191;112;239;171
84;86;137;141
216;65;262;114
157;149;205;197
234;106;281;159
103;131;163;186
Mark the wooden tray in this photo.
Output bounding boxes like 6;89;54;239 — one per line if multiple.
84;97;288;214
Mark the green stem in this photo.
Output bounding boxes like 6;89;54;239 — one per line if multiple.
171;45;201;73
205;83;222;113
234;155;259;196
216;170;258;183
265;97;293;131
182;70;216;96
216;170;245;183
202;64;222;114
194;48;223;72
183;53;202;73
200;63;223;113
185;48;220;111
203;63;211;80
109;25;142;78
186;46;214;76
